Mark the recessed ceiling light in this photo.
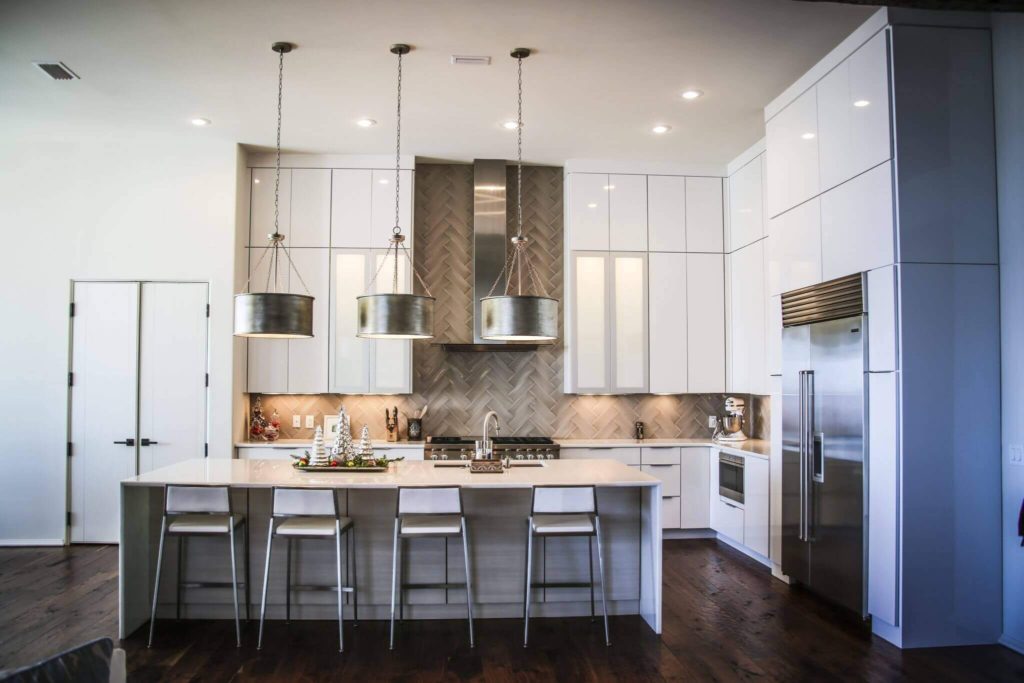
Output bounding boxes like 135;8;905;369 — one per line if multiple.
652;124;671;134
801;132;816;140
356;118;377;128
254;178;260;184
603;184;615;191
587;203;598;208
191;117;211;127
681;89;703;100
378;178;389;184
503;120;519;130
853;99;870;108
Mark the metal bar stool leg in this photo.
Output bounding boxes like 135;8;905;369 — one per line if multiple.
257;518;275;650
522;519;530;620
461;517;475;648
389;518;400;650
594;515;610;646
350;526;359;626
229;519;241;647
285;537;292;623
176;535;184;620
147;516;169;648
335;519;344;652
589;535;596;621
244;518;251;622
523;517;534;648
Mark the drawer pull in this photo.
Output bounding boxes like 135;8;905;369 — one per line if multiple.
645;463;675;467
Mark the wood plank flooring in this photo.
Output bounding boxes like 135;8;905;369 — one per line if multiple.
1;540;1021;681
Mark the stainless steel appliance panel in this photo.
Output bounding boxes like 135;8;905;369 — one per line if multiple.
781;325;811;586
718;453;745;505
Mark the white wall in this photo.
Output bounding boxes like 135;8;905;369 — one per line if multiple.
0;124;241;544
993;12;1024;654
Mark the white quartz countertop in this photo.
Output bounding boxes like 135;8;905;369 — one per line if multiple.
124;457;660;489
235;439;425;449
554;438;770;459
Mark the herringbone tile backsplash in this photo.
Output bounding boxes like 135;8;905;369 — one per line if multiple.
253;164;770;442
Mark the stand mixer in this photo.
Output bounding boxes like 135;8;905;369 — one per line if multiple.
714;396;749;442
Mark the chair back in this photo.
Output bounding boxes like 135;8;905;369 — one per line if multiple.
532;486;596;515
272;487;337;517
398;486;461;515
165;485;230;514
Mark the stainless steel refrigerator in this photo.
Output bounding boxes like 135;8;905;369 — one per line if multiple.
781;274;866;616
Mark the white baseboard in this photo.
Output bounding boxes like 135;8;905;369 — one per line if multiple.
771;563;791;584
663;529;716;540
1000;633;1024;655
0;538;65;547
715;533;771;568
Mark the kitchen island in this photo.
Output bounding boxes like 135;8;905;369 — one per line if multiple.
119;458;662;639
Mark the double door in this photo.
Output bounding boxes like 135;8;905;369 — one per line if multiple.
69;281;209;543
781;315;865;615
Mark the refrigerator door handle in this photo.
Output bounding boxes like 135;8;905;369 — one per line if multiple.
798;370;807;542
813;432;825;484
804;371;815;543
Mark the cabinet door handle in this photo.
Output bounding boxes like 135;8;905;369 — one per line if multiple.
140;438;159;447
723;501;740;510
645;463;675;467
113;438;135;447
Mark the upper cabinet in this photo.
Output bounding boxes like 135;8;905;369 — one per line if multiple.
609;175;648;251
649;252;687;394
371;169;414;249
766;87;820;218
288;169;332;246
727;155;764;251
647;176;686;252
250;168;291;247
567;173;611;250
726;241;767;395
686;253;726;393
767;197;821;296
820;160;895;281
817;30;892;193
331;169;373;248
685;177;724;253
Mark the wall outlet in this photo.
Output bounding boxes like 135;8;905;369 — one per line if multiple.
708;415;718;429
292;415;301;429
1010;444;1024;466
305;415;315;429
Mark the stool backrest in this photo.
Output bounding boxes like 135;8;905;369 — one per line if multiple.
532;486;596;515
398;486;462;515
273;487;337;517
165;485;230;514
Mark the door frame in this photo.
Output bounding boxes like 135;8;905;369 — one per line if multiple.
65;279;210;545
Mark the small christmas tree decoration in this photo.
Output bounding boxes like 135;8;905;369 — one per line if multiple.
310;425;329;466
331;406;354;459
357;425;374;457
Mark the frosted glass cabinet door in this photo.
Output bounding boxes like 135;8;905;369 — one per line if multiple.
331;169;374;248
611;253;648;392
572;253;610;392
370;249;413;394
648;252;687;394
567;174;610;251
647;175;687;252
608;174;648;251
329;250;370;393
286;248;329;393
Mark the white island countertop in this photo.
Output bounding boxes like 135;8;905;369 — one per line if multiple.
124;457;660;489
555;438;770;459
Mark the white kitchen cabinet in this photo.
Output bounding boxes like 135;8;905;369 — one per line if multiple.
728;155;764;251
679;447;710;529
559;447;641;465
714;498;745;544
767;197;821;295
371;169;414;249
237;446;292;460
767;294;782;376
643;461;681;530
250;167;290;247
820;161;895;281
867;265;898;372
661;497;682;530
641;446;681;466
817;30;891;193
611;253;648;392
727;241;766;395
647;175;686;251
567;173;610;250
686;253;725;393
246;246;289;394
288;169;331;246
569;253;609;392
331;169;374;248
868;371;899;626
766;87;820;218
685;177;724;253
609;174;647;251
769;375;783;565
648;252;687;394
328;248;413;395
285;249;329;393
743;456;770;557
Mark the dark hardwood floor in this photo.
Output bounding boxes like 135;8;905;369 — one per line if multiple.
1;540;1021;681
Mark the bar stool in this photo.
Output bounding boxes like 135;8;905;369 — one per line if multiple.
390;486;474;650
148;484;249;648
258;487;356;652
523;485;609;647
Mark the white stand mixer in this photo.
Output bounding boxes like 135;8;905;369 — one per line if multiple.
714;396;749;442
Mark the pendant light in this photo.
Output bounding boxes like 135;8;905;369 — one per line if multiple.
356;44;435;340
234;42;314;338
480;48;558;342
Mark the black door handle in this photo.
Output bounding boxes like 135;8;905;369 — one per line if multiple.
140;438;158;446
113;438;136;446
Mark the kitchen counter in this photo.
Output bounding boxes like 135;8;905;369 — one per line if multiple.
555;438;770;460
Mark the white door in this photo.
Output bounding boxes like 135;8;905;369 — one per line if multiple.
138;283;209;474
70;283;140;543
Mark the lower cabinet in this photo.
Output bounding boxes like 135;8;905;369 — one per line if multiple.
559;446;641;465
641;446;681;530
712;497;745;544
679;447;710;528
743;456;770;557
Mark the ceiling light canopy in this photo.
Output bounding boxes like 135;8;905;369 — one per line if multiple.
681;89;703;100
235;42;315;339
357;44;435;340
480;47;558;343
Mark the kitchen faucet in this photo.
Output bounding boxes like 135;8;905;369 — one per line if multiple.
478;411;500;459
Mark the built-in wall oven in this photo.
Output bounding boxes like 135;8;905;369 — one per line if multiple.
719;452;745;505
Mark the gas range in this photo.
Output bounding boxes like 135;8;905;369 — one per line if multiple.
425;436;560;461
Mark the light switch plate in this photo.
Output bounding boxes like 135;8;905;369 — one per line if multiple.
292;415;301;429
708;415;718;429
305;415;315;429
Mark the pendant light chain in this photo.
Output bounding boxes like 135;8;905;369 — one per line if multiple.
516;53;524;240
394;48;403;236
274;48;283;238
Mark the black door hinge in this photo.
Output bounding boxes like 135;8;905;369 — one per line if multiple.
204;443;209;458
67;442;72;457
205;373;209;387
206;303;210;317
69;302;75;317
68;372;73;387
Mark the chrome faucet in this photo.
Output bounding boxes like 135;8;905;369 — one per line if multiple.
478;411;500;459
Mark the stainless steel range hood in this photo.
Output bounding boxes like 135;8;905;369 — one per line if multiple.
442;159;541;351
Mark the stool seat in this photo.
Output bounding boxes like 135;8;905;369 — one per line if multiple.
168;514;243;535
532;514;594;535
400;515;462;535
276;516;353;537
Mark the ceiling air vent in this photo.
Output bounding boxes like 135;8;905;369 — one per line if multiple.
34;61;79;80
450;55;491;66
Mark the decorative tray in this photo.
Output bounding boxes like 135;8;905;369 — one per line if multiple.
293;464;388;473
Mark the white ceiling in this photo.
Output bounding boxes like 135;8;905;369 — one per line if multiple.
0;0;874;167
